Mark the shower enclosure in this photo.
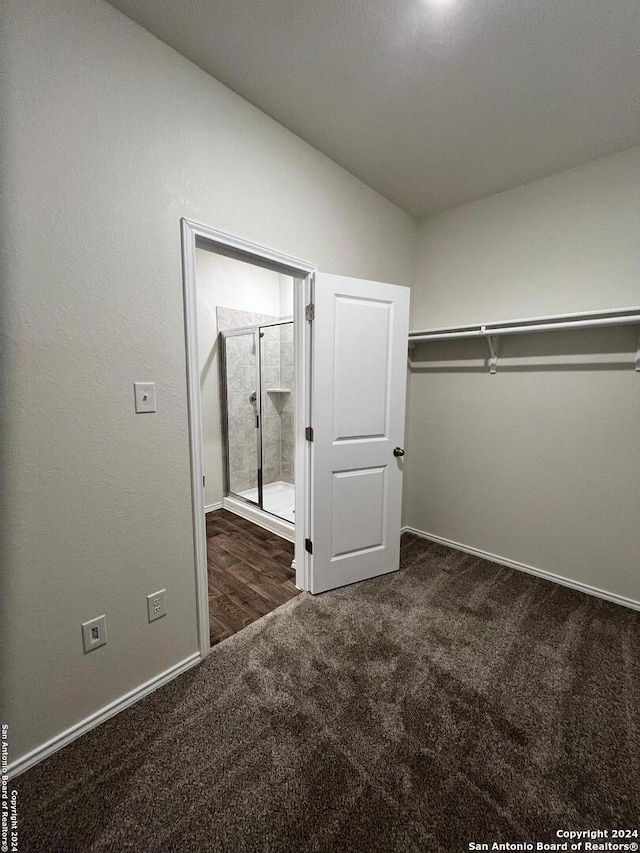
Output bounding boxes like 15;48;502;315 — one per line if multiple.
220;322;295;526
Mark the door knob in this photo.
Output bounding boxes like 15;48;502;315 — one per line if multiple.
393;447;405;457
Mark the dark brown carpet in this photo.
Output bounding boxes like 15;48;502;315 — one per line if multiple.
15;534;640;852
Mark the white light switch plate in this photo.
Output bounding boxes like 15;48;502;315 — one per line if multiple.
134;382;156;413
147;589;167;622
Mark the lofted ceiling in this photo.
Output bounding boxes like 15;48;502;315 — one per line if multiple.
106;0;640;217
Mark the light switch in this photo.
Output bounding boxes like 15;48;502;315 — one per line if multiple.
134;382;156;413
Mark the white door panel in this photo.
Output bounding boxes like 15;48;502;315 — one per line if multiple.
333;296;391;439
310;273;410;594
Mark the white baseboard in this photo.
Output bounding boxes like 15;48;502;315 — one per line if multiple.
222;495;295;543
7;652;201;779
205;501;223;513
401;526;640;613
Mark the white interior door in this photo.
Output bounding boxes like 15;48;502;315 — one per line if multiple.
309;272;410;593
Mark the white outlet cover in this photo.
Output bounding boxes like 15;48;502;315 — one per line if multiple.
134;382;157;413
81;615;107;653
147;589;167;623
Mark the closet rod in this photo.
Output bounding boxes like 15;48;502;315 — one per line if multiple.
409;307;640;343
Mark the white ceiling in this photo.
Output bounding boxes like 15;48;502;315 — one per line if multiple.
107;0;640;217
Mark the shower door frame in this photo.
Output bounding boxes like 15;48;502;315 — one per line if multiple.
181;218;316;660
220;320;296;521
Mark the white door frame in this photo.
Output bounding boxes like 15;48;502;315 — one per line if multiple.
180;218;316;658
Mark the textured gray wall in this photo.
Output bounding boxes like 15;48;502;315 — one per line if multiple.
405;147;640;603
2;0;417;767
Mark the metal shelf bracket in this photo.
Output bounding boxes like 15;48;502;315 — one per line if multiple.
482;327;499;374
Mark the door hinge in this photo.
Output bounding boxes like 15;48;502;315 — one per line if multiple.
202;475;206;488
305;426;314;441
305;303;315;322
305;538;313;554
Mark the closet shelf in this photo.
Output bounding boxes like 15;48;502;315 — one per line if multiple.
407;305;640;375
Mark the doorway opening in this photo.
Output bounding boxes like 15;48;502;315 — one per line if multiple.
198;252;298;646
183;220;410;657
181;220;315;656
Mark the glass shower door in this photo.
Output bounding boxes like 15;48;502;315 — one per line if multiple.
221;329;262;506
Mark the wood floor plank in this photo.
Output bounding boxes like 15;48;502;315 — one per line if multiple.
215;532;283;563
206;509;298;647
226;563;292;607
208;614;233;645
279;579;299;596
213;537;293;583
210;595;253;634
208;566;274;617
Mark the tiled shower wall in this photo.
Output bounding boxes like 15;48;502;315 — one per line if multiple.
261;322;294;487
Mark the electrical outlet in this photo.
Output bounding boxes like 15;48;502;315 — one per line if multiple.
81;615;107;653
147;589;167;623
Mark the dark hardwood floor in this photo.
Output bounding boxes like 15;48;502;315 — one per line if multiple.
205;509;298;646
